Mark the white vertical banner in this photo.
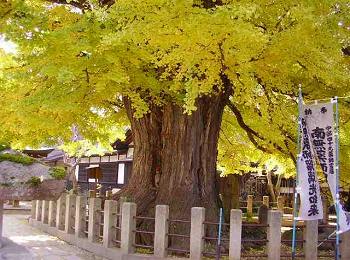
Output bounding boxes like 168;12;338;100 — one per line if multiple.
297;116;323;220
304;102;350;233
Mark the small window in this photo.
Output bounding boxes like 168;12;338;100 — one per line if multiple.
117;163;125;184
75;165;79;179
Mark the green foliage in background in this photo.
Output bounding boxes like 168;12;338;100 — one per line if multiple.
26;176;41;187
49;166;67;180
0;153;35;165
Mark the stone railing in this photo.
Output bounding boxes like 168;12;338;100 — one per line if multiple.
30;194;350;260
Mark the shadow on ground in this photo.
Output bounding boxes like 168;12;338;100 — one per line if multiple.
0;237;33;260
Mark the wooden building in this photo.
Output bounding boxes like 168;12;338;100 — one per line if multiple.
76;130;134;195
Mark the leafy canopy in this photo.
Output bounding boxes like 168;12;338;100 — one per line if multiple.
0;0;349;180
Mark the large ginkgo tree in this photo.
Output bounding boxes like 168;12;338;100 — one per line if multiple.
0;0;349;225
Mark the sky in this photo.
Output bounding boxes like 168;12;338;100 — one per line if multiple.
0;35;17;54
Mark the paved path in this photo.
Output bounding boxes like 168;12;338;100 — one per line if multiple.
1;213;106;260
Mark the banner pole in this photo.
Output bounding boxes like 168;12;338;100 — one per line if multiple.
292;87;303;259
335;97;340;260
215;208;223;260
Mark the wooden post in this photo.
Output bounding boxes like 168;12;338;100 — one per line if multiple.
89;190;96;198
322;196;328;224
247;195;253;216
12;200;20;208
105;190;112;200
277;196;284;213
263;196;269;208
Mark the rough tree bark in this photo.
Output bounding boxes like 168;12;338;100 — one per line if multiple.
114;80;232;248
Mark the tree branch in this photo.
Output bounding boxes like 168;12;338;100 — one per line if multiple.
227;100;294;159
227;101;270;153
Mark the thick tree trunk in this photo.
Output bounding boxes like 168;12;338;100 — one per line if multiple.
117;100;163;214
266;171;276;203
220;175;240;222
115;86;231;249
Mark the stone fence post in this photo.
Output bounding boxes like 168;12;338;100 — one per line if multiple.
0;201;3;248
65;194;76;234
56;193;66;230
31;200;37;219
340;230;350;259
267;210;282;260
41;200;49;224
247;195;253;215
277;196;284;213
75;196;87;238
121;202;137;254
190;207;205;260
229;209;242;260
103;200;118;248
322;196;329;224
88;198;102;243
154;205;169;258
304;220;318;260
35;200;42;221
48;200;57;227
262;196;269;208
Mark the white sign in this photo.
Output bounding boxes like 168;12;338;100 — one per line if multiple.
304;102;350;233
297;116;323;220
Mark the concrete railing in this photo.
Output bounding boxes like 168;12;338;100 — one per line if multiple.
30;194;350;260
